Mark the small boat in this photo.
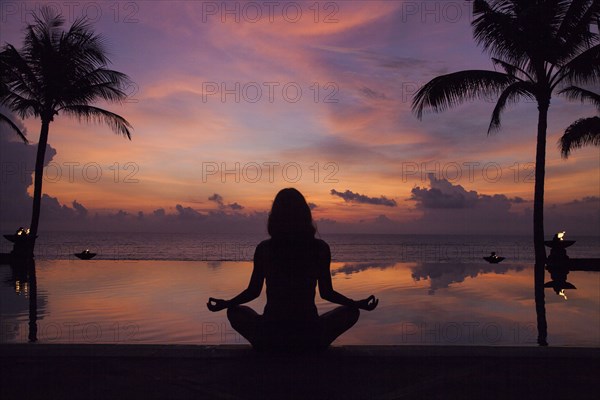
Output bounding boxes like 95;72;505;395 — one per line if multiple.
483;252;504;264
75;249;96;260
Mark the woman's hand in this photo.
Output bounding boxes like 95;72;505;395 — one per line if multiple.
355;295;379;311
207;297;229;312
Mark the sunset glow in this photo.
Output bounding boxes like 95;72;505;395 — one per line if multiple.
1;1;598;235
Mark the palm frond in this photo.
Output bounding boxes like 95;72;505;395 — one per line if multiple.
488;80;536;133
0;91;41;119
412;69;515;119
472;0;527;64
0;112;28;143
59;105;132;139
556;0;593;39
559;116;600;158
491;57;534;81
472;0;578;67
558;86;600;110
553;43;600;87
64;15;110;66
62;82;127;105
58;68;131;106
1;45;41;101
556;0;600;64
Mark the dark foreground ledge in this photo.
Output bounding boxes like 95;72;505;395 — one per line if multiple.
2;344;599;400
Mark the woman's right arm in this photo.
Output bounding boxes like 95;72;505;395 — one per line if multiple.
224;261;264;307
207;243;265;312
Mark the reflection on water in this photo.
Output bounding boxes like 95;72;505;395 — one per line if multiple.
331;262;397;276
0;260;598;346
0;261;48;342
411;263;525;295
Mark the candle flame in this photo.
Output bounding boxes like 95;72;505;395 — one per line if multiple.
16;228;30;236
559;289;568;300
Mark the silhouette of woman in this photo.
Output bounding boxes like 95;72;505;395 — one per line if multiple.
207;188;378;351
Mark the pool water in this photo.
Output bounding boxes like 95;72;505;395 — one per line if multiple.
1;259;598;346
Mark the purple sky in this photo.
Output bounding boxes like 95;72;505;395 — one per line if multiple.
0;1;598;235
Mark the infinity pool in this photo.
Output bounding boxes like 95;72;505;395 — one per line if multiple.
1;260;598;346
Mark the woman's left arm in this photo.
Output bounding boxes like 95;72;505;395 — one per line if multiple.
316;241;378;311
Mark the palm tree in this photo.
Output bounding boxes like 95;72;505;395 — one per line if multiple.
558;88;600;157
0;7;133;257
412;0;599;346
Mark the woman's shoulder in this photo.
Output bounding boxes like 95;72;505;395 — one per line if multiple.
259;237;329;244
313;238;330;251
255;239;272;252
256;237;329;251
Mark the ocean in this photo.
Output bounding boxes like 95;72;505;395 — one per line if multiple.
4;231;599;263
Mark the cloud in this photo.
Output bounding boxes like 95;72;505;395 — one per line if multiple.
208;193;245;211
410;174;525;212
175;204;203;219
406;174;523;233
510;197;527;204
228;202;244;211
208;193;224;205
410;174;479;209
359;86;386;100
406;174;599;235
545;196;600;237
331;189;397;207
71;200;88;218
308;202;318;210
564;196;599;206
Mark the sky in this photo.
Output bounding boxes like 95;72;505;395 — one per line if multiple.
0;0;598;235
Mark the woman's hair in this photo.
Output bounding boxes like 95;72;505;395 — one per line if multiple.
267;188;316;239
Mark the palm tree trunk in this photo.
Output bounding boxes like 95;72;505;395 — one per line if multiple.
534;102;549;346
27;120;50;258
